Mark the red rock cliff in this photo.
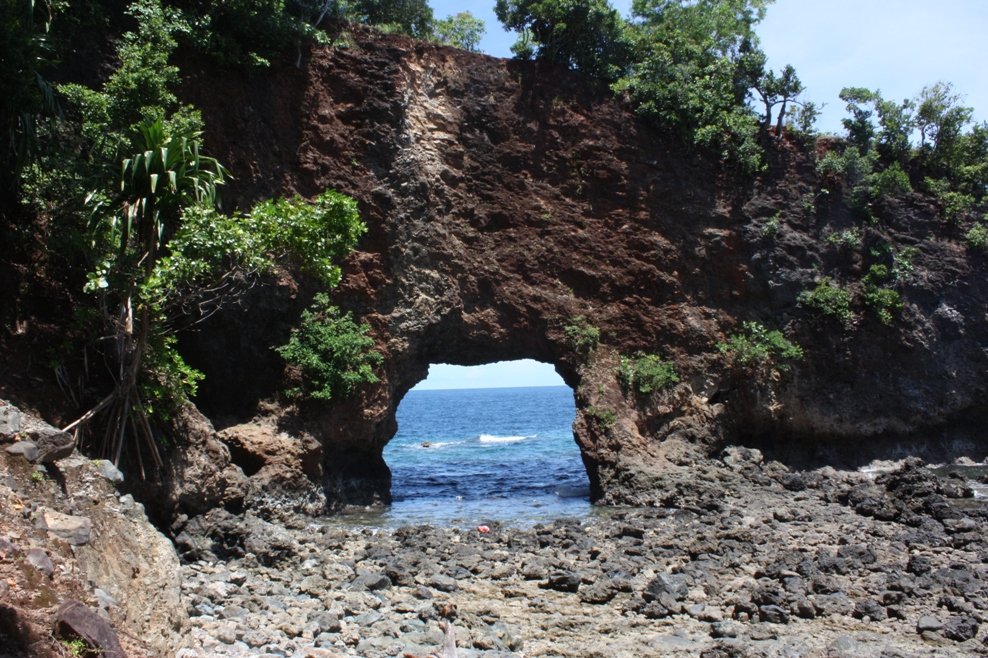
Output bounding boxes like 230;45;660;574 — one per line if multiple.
178;29;988;509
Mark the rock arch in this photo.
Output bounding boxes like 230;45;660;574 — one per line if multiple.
180;30;988;514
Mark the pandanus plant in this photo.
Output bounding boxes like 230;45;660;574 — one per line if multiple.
65;119;227;474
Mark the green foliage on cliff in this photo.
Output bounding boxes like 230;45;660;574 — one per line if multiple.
826;83;988;222
0;0;59;201
563;315;600;354
495;0;631;81
717;321;802;372
276;294;382;402
8;0;367;468
966;222;988;252
615;0;773;169
618;352;679;395
435;11;485;51
798;279;853;326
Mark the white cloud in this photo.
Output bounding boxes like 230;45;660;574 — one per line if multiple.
412;359;564;390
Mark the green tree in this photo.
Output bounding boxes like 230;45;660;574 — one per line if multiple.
435;11;485;51
753;63;804;138
67;119;228;468
915;81;974;175
0;0;59;206
839;87;878;152
616;0;772;169
351;0;434;38
495;0;631;82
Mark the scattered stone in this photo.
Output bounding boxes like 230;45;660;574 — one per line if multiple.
96;460;125;483
542;571;581;593
55;600;125;658
916;615;943;633
25;547;54;577
24;424;75;463
40;509;92;546
351;572;391;592
5;441;39;462
643;573;688;602
0;401;23;440
943;616;979;642
710;621;739;639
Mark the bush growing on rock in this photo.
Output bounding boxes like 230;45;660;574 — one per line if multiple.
276;293;382;402
798;279;854;327
563;315;600;353
717;321;802;372
618;352;679;395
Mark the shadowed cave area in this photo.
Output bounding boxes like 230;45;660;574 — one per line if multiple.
378;361;591;524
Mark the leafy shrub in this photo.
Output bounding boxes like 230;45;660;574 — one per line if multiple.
276;294;382;401
563;315;600;353
584;405;616;427
762;214;780;239
863;263;890;285
925;177;975;223
717;321;803;372
891;246;919;282
863;286;903;326
825;228;862;250
798;279;854;326
618;353;678;395
965;222;988;251
870;162;912;197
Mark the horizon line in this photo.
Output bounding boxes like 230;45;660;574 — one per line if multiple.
410;383;569;392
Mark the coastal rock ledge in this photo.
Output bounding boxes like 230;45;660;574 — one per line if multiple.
174;28;988;511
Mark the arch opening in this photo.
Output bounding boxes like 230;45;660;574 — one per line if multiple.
382;359;591;525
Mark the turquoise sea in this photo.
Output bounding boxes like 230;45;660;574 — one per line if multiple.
373;385;591;526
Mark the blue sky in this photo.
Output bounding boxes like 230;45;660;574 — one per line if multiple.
413;359;565;390
417;1;988;390
430;0;988;133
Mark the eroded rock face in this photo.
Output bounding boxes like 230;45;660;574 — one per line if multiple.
182;29;988;509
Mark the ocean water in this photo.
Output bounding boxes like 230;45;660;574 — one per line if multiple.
369;386;591;526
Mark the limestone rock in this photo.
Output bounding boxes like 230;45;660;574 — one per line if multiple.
40;509;92;546
0;401;23;440
5;440;39;462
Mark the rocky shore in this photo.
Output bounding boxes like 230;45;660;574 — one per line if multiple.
172;449;987;658
2;400;986;657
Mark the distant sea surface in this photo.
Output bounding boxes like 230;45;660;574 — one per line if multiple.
357;386;592;526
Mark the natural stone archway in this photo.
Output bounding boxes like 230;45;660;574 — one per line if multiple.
180;29;988;513
382;362;587;520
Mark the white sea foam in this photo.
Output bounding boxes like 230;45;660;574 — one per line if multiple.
414;440;463;450
478;434;533;444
